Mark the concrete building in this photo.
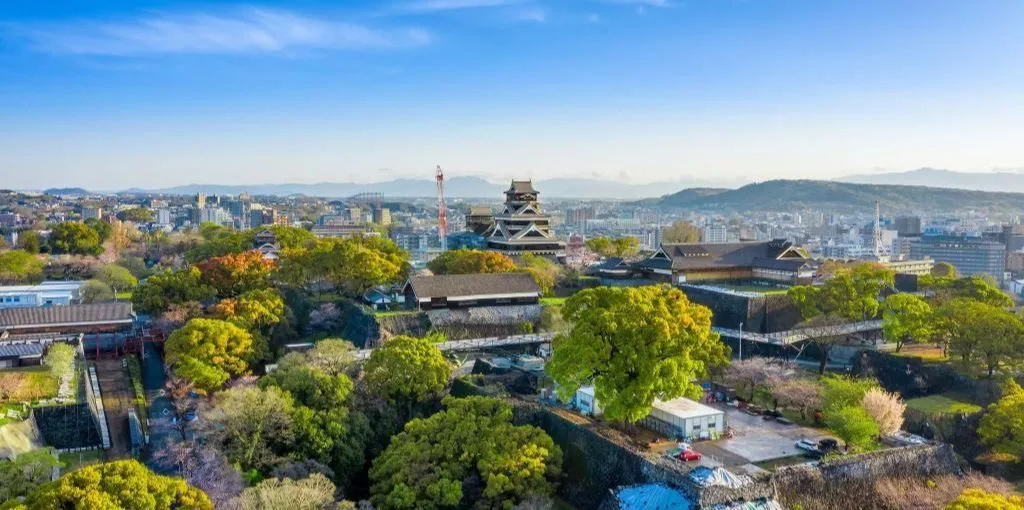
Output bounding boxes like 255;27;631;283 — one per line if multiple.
573;386;601;416
910;235;1006;282
372;208;392;226
702;224;729;244
642;397;726;440
895;216;922;237
156;208;172;226
881;258;934;276
81;207;103;220
0;282;85;309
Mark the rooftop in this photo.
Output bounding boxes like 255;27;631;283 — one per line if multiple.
0;302;134;330
653;397;724;419
406;273;541;299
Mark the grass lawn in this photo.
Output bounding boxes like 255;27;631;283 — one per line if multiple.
906;394;983;416
540;297;568;306
114;291;133;301
373;310;418;318
59;449;105;471
890;344;948;363
0;366;60;403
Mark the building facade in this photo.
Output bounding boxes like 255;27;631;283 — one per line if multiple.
910;235;1006;281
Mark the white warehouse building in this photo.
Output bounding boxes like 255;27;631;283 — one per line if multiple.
0;282;85;309
642;397;725;441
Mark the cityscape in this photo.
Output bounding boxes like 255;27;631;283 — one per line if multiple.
3;1;1024;510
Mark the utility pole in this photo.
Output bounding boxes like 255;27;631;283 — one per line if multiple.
738;321;743;361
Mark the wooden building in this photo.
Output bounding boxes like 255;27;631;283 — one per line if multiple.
404;273;541;311
483;181;565;256
0;302;135;336
637;239;813;284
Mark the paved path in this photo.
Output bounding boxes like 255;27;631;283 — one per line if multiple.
94;360;133;458
713;320;883;346
355;332;554;360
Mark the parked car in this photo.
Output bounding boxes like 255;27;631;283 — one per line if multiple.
678;449;702;462
817;438;840;454
795;439;819;452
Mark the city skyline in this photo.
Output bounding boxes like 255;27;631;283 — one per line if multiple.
3;0;1024;189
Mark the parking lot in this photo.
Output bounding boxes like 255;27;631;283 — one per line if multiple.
689;404;833;468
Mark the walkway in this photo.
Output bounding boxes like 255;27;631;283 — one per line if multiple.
355;332;554;360
713;320;882;346
94;360;133;458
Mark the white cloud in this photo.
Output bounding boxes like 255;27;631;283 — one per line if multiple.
394;0;525;14
6;7;431;56
601;0;672;7
586;13;602;23
517;8;547;23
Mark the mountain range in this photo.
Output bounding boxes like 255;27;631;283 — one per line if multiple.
838;167;1024;193
650;179;1024;213
120;177;726;200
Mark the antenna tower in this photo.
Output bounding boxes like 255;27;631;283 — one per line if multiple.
873;200;882;259
436;165;448;251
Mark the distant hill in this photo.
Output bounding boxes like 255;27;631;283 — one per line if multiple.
121;177;718;199
652;179;1024;213
839;167;1024;193
43;187;90;196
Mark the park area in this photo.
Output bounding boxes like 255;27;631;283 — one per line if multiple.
905;394;983;416
0;368;60;426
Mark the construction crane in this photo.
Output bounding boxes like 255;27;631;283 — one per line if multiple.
436;165;448;251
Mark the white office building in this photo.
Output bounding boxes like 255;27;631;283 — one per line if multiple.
0;282;85;309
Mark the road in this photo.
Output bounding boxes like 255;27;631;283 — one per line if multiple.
94;360;132;458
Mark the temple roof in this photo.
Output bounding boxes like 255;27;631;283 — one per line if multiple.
506;180;537;195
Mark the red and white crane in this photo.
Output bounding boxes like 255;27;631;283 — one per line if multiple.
436;165;448;251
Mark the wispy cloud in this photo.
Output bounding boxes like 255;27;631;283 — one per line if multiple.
4;7;431;57
600;0;673;7
517;8;547;23
393;0;525;14
586;13;602;23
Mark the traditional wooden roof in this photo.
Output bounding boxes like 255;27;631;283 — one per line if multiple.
0;303;134;331
405;273;541;300
639;239;806;272
506;180;537;195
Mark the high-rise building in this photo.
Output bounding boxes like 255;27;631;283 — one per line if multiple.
702;224;728;243
249;208;280;228
156;208;172;226
910;235;1006;282
372;207;392;226
895;216;922;237
81;207;103;220
565;206;595;227
195;194;206;210
483;180;565;255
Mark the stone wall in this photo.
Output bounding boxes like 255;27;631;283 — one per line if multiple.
853;350;998;404
681;286;801;334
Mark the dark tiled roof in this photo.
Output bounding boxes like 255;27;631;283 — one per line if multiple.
467;206;493;216
0;303;134;330
407;273;541;299
506;180;537;195
752;257;813;271
639;240;804;272
0;343;45;358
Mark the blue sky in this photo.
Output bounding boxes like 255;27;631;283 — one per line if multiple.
2;0;1024;190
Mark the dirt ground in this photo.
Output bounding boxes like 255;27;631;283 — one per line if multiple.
94;360;133;458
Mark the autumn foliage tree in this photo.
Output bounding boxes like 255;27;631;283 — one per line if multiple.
197;250;274;298
547;285;729;423
165;318;255;393
427;249;517;275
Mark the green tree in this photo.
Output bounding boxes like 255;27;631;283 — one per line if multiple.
49;222;103;255
661;220;701;243
427;249;518;275
115;256;152;279
922;275;1013;308
165;318;254;393
519;253;560;296
133;268;216;314
96;264;139;295
206;386;296;473
6;459;212;510
971;310;1024;378
262;225;317;250
364;335;452;413
117;207;155;223
882;293;933;352
84;217;112;243
932;262;959;278
546;285;729;423
369;396;562;510
16;231;41;254
44;343;76;381
824;405;880;451
585;236;614;257
81;279;115;303
978;379;1024;461
0;448;61;503
611;236;641;257
946;488;1024;509
0;250;43;284
305;339;357;376
821;374;878;411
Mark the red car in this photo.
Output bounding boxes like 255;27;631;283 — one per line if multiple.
677;449;702;462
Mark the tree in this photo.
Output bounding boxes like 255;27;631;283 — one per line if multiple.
155;440;245;508
970;309;1024;378
0;250;43;284
0;448;61;503
770;377;822;422
306;339;358;376
821;374;878;412
932;262;959;278
946;488;1024;510
305;236;409;296
16;231;41;254
586;237;640;258
96;264;138;295
44;343;76;381
197;250;274;298
364;335;452;412
978;379;1024;462
9;459;212;510
205;385;296;472
116;255;152;279
862;387;906;436
369;396;562;510
882;293;932;352
427;249;517;275
211;288;286;334
519;253;560;296
81;279;115;303
49;221;103;255
133;267;216;314
547;285;729;423
585;236;614;257
662;220;701;243
261;354;353;410
84;217;112;243
117;207;155;223
923;275;1013;308
721;357;794;402
165;318;254;393
825;405;880;451
236;474;337;510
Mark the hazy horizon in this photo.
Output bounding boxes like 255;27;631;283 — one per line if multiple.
3;0;1024;189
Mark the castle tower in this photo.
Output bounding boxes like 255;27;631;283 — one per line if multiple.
484;180;565;256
